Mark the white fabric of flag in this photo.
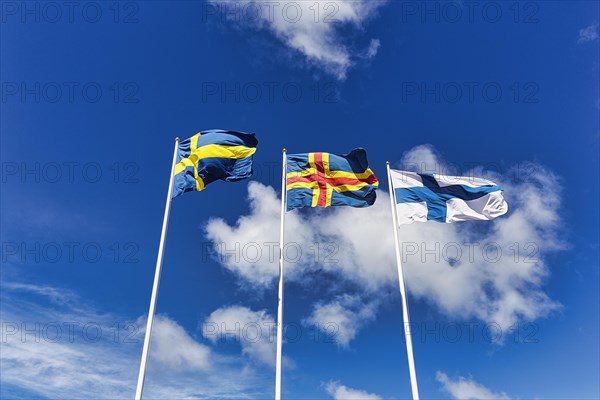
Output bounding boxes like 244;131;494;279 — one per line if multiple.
390;169;508;225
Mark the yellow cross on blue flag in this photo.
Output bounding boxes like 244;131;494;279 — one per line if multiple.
172;129;258;198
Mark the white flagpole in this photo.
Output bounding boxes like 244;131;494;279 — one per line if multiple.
386;162;420;400
135;137;180;400
275;149;287;400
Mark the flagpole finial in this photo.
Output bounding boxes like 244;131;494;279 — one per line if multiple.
283;148;287;153
175;137;180;142
386;161;390;165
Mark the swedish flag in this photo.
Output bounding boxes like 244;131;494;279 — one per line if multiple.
172;129;258;198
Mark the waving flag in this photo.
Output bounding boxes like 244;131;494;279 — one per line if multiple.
390;169;508;224
286;149;378;211
172;129;258;198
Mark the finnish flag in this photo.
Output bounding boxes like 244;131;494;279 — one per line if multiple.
390;169;508;225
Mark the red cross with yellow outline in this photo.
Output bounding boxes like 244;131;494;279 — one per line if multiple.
286;152;378;207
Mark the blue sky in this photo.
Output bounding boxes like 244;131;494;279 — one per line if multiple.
1;1;599;399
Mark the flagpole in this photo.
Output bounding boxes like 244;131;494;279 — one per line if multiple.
135;137;179;400
386;162;420;400
275;149;287;400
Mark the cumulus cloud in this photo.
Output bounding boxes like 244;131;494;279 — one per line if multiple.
392;146;563;329
205;181;316;287
325;381;381;400
203;305;278;366
304;295;377;348
205;180;398;291
578;23;599;43
147;316;211;371
208;0;387;79
436;371;510;400
205;144;564;345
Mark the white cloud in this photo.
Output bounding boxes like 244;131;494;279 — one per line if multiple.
203;305;277;366
147;316;212;371
205;144;564;344
309;193;398;291
1;281;81;307
578;23;599;43
205;180;398;291
304;295;377;348
208;0;387;79
1;284;140;398
436;371;510;400
325;381;381;400
205;181;317;287
391;147;563;330
0;282;272;399
396;144;444;173
364;38;381;59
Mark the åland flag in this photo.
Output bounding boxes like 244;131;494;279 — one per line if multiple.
172;129;258;198
389;169;508;224
286;149;379;211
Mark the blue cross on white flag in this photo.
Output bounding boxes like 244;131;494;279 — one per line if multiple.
390;169;508;225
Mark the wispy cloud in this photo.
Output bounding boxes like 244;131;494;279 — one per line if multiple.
436;371;510;400
1;283;140;398
205;144;564;346
0;282;272;399
207;0;387;80
364;38;381;59
1;281;81;307
325;381;381;400
578;23;599;44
